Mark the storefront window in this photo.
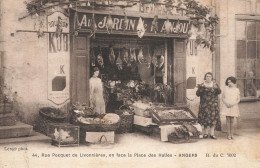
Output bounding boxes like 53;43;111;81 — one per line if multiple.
236;20;260;98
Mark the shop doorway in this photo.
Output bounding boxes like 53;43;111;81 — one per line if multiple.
71;34;187;107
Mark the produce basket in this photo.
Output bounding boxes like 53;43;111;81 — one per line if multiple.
115;105;134;134
76;120;120;132
168;134;199;144
131;102;151;117
36;107;67;135
39;107;67;122
167;123;200;144
78;117;119;143
149;105;197;125
74;113;121;132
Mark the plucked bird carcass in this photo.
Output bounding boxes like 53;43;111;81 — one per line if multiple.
164;18;172;34
97;53;104;68
137;17;145;38
106;14;114;34
129;48;137;62
91;13;97;38
116;54;123;70
109;47;116;64
137;48;144;64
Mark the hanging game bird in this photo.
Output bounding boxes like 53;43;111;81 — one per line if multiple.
137;48;144;64
123;13;128;30
146;53;152;68
106;14;114;34
109;47;116;64
129;48;136;62
151;15;158;33
91;13;97;38
137;17;145;38
165;18;172;34
121;48;130;66
97;52;104;68
116;55;123;70
90;49;96;67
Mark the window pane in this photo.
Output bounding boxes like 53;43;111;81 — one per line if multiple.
256;59;260;78
237;59;246;78
247;41;256;59
257;22;260;40
236;21;246;40
237;79;245;97
247;22;256;40
247;79;257;97
237;40;246;59
246;59;256;78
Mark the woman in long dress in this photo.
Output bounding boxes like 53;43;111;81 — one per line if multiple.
196;72;221;139
89;67;106;114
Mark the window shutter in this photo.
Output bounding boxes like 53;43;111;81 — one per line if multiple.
173;39;186;105
71;35;90;105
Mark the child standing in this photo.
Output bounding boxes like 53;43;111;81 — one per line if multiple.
222;76;240;140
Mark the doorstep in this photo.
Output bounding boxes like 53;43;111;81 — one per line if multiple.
0;131;50;144
0;121;51;144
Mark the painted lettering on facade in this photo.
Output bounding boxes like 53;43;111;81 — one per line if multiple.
76;13;190;35
47;12;70;106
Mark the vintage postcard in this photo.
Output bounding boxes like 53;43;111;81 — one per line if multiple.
0;0;259;168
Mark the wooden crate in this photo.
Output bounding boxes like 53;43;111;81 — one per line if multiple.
47;123;79;147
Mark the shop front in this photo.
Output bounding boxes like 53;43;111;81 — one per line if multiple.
0;0;213;143
70;9;191;108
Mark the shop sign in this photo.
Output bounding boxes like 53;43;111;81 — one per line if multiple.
47;12;70;105
76;13;190;35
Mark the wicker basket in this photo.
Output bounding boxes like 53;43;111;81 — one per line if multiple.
167;123;200;144
168;134;199;144
35;108;67;135
76;120;120;132
39;108;67;122
115;107;134;134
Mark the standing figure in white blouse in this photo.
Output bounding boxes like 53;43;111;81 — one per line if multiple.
89;67;106;114
222;76;240;140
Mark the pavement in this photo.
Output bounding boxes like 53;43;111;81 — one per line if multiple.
0;127;259;168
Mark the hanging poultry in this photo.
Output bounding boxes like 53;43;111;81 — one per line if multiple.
137;17;145;38
109;47;116;64
165;18;172;34
151;15;158;33
97;52;104;68
158;55;164;69
129;48;136;62
137;48;144;64
90;49;96;67
91;13;97;38
122;48;130;66
106;14;114;34
123;13;128;30
116;54;123;70
146;51;152;68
